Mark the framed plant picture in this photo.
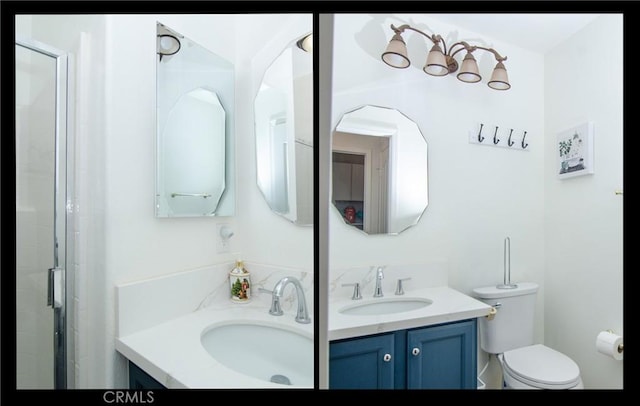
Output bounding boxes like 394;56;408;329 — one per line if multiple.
557;121;594;179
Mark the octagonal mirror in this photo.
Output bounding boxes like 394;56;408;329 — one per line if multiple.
255;32;313;226
332;105;428;235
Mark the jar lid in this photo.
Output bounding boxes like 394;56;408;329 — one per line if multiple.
230;260;248;275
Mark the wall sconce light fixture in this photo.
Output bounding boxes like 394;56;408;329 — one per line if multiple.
382;24;511;90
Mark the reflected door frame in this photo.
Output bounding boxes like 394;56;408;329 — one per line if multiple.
332;131;390;234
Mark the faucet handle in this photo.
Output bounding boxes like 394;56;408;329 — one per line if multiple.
258;287;283;315
342;283;362;300
395;278;411;295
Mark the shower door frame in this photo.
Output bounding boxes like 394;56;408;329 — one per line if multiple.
15;37;72;390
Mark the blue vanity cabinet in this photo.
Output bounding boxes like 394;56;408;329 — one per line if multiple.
329;319;477;389
329;332;396;389
406;318;477;389
128;361;166;389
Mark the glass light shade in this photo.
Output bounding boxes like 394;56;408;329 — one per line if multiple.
488;61;511;90
381;33;410;68
423;44;449;76
457;52;481;83
297;33;313;53
158;35;180;55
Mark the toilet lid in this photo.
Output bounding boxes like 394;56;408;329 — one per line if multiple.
503;344;580;388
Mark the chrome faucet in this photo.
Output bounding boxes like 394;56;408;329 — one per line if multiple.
373;267;385;297
265;276;311;324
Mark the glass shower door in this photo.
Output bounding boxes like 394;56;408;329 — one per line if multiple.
15;40;67;389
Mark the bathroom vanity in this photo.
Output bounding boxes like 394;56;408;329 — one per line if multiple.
330;319;476;389
115;263;314;389
329;285;491;389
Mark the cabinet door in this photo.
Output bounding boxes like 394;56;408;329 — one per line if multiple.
332;162;353;201
329;333;395;389
406;319;477;389
128;361;166;389
350;163;365;201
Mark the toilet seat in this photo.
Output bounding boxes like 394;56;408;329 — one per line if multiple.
502;344;581;389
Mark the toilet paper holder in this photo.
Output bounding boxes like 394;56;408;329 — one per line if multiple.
485;306;498;320
606;329;624;354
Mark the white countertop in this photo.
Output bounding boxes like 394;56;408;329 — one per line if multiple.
329;286;493;341
116;280;491;388
115;302;314;389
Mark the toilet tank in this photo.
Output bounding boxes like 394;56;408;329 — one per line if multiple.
472;282;539;354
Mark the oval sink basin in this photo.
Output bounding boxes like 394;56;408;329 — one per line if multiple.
339;297;433;316
200;322;313;387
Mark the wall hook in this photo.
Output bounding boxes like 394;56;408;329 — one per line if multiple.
469;124;530;152
521;131;528;149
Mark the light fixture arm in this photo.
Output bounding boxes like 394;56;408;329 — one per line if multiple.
391;24;447;51
449;41;475;59
449;41;507;63
480;46;507;62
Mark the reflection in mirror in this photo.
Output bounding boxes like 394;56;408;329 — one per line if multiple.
156;22;235;217
255;33;313;226
332;105;429;235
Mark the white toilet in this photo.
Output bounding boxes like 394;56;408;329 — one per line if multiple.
473;282;583;389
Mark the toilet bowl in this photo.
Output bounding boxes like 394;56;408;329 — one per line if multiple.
498;344;583;389
472;283;583;390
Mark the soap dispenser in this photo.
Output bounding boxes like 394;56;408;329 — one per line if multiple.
229;260;251;303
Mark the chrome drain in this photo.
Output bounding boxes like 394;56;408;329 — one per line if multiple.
270;374;291;385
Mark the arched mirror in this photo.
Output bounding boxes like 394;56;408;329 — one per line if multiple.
332;105;428;235
255;33;313;226
155;22;235;217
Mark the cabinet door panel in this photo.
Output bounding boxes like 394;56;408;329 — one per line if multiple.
129;361;165;389
350;163;365;201
406;320;477;389
329;333;395;389
332;162;352;201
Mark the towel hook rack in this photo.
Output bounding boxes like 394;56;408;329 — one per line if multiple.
468;123;530;151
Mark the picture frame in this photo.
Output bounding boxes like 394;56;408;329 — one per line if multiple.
557;121;594;179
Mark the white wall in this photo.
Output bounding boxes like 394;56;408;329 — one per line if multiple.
544;14;624;389
330;13;546;331
330;14;547;388
17;13;313;388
